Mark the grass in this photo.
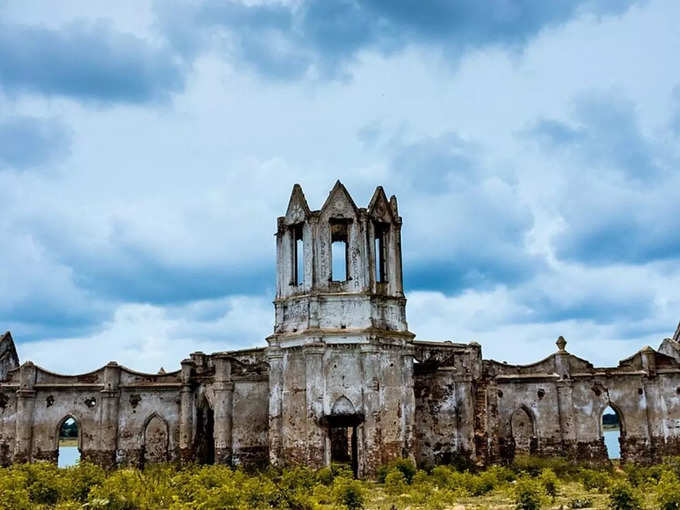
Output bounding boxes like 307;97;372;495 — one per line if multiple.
58;438;78;447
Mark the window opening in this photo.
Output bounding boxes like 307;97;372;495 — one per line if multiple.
330;220;350;282
374;224;388;283
602;406;621;459
58;416;80;468
292;224;304;286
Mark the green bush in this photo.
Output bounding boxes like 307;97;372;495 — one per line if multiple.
656;471;680;510
384;469;407;495
579;467;611;491
608;480;642;510
332;476;364;510
513;455;574;478
377;458;416;484
539;468;558;500
514;477;545;510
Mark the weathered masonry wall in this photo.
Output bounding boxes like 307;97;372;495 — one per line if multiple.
267;341;415;478
475;338;680;465
0;349;270;469
412;341;480;469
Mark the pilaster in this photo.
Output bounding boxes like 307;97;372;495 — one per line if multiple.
99;361;121;467
14;362;36;463
212;355;234;465
179;358;195;463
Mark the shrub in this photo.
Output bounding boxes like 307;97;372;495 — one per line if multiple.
316;466;334;486
333;476;364;510
656;472;680;510
385;469;408;495
539;468;558;500
579;467;610;491
377;458;417;484
608;481;642;510
64;461;106;502
514;477;545;510
0;468;31;510
513;455;573;478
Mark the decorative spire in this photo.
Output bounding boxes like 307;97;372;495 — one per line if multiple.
556;336;567;352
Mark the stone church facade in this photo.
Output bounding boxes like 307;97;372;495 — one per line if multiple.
2;182;680;476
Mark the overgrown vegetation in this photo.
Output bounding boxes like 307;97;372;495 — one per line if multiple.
6;455;680;509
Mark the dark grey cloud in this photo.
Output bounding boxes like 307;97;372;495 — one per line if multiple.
0;116;71;170
155;0;641;79
0;21;184;103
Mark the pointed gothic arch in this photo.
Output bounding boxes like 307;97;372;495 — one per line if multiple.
56;414;82;467
142;412;169;465
510;405;537;455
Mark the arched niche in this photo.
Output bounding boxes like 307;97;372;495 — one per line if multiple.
143;413;169;465
510;406;537;455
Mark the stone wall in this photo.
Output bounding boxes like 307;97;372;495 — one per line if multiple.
0;343;271;469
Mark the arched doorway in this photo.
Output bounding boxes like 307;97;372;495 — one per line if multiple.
602;405;622;459
326;396;363;477
195;404;215;464
57;416;80;468
511;407;537;456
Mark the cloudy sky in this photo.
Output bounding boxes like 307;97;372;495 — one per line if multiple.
1;0;679;373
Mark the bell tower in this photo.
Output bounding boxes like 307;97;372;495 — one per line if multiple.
266;181;415;477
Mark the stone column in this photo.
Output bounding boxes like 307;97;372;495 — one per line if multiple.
212;355;234;465
554;338;576;456
455;372;475;457
360;345;381;477
401;347;416;460
14;362;36;463
641;346;658;462
179;358;195;464
266;347;284;467
304;343;325;468
98;361;121;467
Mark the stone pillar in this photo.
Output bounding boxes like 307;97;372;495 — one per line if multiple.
401;347;416;460
360;345;381;477
266;347;284;467
455;373;475;457
98;361;121;467
641;347;658;462
304;344;325;468
212;355;234;465
554;338;576;456
179;358;195;464
14;362;36;463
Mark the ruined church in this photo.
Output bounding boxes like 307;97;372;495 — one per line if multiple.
2;182;680;477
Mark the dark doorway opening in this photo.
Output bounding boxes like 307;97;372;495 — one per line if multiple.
196;406;215;464
327;414;362;477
